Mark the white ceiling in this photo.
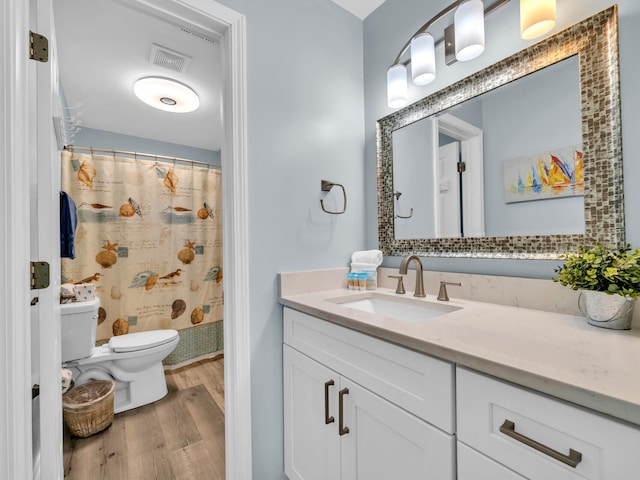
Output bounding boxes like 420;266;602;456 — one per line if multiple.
331;0;387;19
53;0;223;151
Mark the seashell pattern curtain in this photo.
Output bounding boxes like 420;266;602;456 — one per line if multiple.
61;150;223;342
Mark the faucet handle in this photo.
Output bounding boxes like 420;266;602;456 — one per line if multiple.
437;281;461;301
388;275;406;295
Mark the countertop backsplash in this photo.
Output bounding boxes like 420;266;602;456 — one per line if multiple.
279;267;640;329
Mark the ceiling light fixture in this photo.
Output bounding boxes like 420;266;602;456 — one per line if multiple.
387;0;557;109
133;76;200;113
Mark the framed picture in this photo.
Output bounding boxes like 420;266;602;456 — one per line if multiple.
503;145;583;204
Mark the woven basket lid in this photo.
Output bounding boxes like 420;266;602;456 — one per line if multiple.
62;380;115;411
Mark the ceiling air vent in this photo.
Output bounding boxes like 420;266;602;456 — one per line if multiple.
149;44;192;74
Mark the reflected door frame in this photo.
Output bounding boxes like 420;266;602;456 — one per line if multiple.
435;113;485;238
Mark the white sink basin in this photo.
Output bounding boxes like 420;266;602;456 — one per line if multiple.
329;292;461;323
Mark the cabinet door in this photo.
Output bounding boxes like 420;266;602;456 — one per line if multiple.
340;378;455;480
284;345;341;480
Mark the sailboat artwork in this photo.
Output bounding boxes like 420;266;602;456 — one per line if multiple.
503;145;584;203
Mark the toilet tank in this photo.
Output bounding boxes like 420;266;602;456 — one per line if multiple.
60;297;100;363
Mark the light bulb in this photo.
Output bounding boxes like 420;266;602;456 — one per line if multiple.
411;33;436;86
387;64;408;109
520;0;556;40
454;0;485;62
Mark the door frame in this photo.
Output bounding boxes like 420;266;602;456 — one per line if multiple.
436;113;485;237
1;0;34;478
1;0;252;478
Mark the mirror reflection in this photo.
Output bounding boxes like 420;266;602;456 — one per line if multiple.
392;55;583;240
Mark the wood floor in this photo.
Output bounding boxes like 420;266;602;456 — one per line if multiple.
63;355;225;480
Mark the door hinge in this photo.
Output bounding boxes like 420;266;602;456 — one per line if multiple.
457;161;467;174
29;31;49;63
30;261;50;290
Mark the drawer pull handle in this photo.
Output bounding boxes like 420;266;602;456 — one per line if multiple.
499;420;583;468
338;387;350;436
324;380;335;424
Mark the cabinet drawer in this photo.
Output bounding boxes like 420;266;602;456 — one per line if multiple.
457;367;640;480
284;307;455;433
458;442;525;480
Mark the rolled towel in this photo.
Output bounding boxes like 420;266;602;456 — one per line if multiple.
351;249;383;266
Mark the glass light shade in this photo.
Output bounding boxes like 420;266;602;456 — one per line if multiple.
387;64;408;109
411;33;436;86
133;77;200;113
520;0;556;39
454;0;485;62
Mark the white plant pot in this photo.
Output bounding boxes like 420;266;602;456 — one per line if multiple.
578;290;636;330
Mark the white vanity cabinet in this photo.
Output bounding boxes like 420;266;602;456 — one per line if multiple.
457;367;640;480
283;307;455;480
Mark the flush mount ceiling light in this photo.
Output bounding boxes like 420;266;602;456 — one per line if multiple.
133;76;200;113
386;0;558;109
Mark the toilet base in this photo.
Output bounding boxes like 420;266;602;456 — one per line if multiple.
113;361;168;413
69;361;169;413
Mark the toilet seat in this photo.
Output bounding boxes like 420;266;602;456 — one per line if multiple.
109;329;179;352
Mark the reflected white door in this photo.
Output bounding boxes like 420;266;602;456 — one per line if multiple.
436;142;461;238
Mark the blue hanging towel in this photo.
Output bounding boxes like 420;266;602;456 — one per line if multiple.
60;191;78;259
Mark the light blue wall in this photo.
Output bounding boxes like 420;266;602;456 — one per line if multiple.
73;127;221;165
215;0;365;477
364;0;640;277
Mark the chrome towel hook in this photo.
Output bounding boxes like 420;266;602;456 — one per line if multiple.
320;180;347;215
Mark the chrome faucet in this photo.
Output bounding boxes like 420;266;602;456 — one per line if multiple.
398;255;426;297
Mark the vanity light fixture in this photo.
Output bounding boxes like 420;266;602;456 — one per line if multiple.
133;76;200;113
387;0;557;109
520;0;556;40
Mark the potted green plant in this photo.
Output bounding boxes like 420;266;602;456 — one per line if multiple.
553;244;640;329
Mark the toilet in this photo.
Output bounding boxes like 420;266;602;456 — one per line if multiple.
60;298;179;413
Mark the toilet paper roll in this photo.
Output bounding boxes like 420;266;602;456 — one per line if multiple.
75;283;96;302
61;368;73;394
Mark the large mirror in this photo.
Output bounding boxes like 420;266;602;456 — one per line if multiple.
377;6;623;259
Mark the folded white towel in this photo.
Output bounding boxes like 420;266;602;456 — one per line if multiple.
350;262;379;273
351;249;383;266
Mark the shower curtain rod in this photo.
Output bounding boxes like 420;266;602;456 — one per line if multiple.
63;145;221;170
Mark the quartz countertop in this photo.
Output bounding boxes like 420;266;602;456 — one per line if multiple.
279;285;640;427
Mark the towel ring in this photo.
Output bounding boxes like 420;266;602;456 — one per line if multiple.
320;180;347;215
395;208;414;219
393;191;413;219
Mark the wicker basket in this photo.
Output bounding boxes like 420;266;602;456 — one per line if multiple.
62;380;115;438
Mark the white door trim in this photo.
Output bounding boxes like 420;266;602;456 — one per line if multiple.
1;0;35;478
436;113;485;237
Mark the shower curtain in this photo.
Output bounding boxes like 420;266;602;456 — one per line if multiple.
61;150;223;342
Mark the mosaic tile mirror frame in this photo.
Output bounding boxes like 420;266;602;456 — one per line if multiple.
377;6;623;259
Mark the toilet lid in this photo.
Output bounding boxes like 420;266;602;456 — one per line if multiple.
109;329;178;353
